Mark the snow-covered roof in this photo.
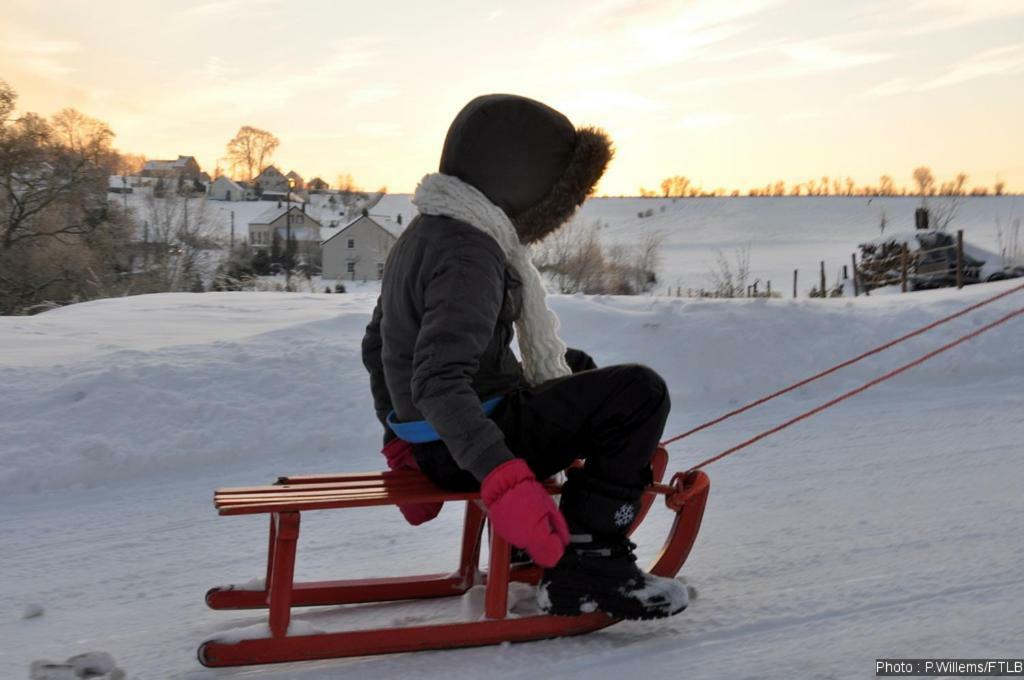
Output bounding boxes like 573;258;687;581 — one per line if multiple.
143;156;196;171
257;165;283;178
321;214;401;245
211;176;243;192
250;205;321;227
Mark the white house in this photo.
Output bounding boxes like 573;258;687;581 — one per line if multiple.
141;155;202;180
254;165;289;194
248;204;322;251
207;176;246;201
321;215;399;280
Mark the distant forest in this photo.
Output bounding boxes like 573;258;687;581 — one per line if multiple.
638;169;1011;198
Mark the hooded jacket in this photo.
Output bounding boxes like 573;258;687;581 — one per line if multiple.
361;94;612;480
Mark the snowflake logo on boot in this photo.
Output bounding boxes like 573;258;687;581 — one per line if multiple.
613;503;636;527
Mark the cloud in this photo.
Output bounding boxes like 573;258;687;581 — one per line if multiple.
921;45;1024;89
563;0;784;81
185;0;282;16
863;44;1024;97
346;85;400;108
863;77;915;98
676;112;750;129
0;23;80;78
905;0;1024;34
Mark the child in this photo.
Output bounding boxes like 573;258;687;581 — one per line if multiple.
362;94;687;619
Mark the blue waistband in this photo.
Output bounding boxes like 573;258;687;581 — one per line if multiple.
386;396;505;444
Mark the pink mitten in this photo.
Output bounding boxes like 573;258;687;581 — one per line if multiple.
381;438;443;526
481;459;570;568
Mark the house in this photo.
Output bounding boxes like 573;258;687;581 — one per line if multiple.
254;165;289;194
285;170;305;191
141;155;202;181
108;175;156;194
321;214;399;280
307;177;329;193
207;176;246;201
108;175;134;194
248;204;322;253
258;190;304;203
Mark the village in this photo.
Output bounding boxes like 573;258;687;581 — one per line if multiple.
106;153;409;289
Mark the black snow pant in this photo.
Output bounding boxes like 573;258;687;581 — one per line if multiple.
413;350;671;536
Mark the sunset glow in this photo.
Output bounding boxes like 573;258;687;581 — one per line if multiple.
3;0;1022;194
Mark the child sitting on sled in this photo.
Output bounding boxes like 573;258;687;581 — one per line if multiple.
362;94;687;619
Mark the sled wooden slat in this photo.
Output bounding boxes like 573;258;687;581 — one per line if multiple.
199;445;709;668
213;468;561;516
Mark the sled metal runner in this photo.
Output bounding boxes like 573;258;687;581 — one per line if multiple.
199;445;709;667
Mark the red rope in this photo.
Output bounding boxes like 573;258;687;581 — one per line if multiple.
686;305;1024;471
662;281;1024;447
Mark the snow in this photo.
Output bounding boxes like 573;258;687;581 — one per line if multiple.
1;279;1023;678
122;192;1022;295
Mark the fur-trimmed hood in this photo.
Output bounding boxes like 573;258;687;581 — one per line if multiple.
439;94;613;244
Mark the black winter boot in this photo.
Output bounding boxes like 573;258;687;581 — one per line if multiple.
538;468;688;620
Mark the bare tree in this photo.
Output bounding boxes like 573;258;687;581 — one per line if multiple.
913;166;935;196
1;106;110;251
659;176;691;198
225;126;279;180
707;245;751;298
0;80;15;125
139;188;223;291
534;221;606;294
0;84;135;313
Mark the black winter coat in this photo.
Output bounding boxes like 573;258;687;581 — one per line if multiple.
361;94;612;481
362;214;525;480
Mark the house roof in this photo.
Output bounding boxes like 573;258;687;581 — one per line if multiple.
250;204;321;227
321;214;400;245
143;156;197;171
211;176;243;192
257;165;283;178
286;170;303;180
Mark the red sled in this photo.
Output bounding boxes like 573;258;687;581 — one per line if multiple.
198;445;710;667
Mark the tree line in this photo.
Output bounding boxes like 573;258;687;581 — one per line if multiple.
642;168;1009;198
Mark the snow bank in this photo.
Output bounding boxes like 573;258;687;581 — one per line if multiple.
1;281;1022;496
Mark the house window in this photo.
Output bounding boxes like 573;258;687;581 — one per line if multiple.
294;214;304;224
347;262;355;274
347;239;355;249
377;262;385;279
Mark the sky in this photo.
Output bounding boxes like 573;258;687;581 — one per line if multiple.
2;0;1023;195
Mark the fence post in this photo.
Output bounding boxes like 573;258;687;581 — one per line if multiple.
956;230;964;289
767;280;772;297
820;261;826;298
851;253;860;297
793;269;798;298
900;242;909;293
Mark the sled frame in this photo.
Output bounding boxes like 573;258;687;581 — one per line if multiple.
198;446;709;667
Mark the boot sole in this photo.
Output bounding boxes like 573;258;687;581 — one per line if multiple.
538;580;688;621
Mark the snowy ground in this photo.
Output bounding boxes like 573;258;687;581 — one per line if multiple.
1;281;1023;678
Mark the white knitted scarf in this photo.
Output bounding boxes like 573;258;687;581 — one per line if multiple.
412;173;572;385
